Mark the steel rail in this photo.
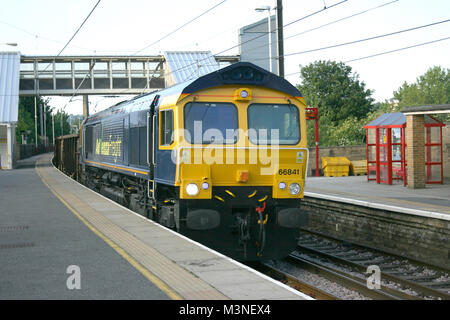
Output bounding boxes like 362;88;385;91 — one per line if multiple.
251;263;340;300
287;254;415;300
296;244;450;300
301;228;450;274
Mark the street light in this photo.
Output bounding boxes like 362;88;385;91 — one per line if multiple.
255;6;273;73
255;5;271;11
0;42;18;47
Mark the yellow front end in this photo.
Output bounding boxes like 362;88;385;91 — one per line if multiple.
162;85;308;199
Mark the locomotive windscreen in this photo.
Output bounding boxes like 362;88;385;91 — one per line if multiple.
248;104;300;145
184;102;238;144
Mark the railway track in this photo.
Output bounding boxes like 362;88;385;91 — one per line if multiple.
286;254;411;300
260;254;409;300
252;262;341;300
296;230;450;300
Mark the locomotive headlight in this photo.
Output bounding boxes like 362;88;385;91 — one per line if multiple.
201;182;210;190
278;182;287;190
240;90;249;98
234;88;252;101
289;183;301;195
186;183;199;196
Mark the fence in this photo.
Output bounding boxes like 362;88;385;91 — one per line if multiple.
16;144;54;161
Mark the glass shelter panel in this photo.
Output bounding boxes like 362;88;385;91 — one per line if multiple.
377;128;389;183
427;165;442;183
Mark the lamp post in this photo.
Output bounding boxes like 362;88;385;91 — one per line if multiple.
276;0;284;78
34;97;38;153
255;5;273;73
60;109;64;137
52;113;55;146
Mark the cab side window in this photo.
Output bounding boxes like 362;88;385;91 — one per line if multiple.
160;109;174;146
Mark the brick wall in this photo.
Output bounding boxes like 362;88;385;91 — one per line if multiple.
301;197;450;269
406;115;425;188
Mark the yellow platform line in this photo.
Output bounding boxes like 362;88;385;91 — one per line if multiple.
35;160;182;300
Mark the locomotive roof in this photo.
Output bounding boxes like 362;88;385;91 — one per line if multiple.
181;61;302;97
85;62;302;124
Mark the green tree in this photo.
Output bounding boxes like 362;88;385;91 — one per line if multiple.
327;117;367;146
297;60;375;147
15;97;71;145
393;66;449;121
394;66;449;107
16;97;35;143
53;109;71;138
298;60;374;123
15;96;47;144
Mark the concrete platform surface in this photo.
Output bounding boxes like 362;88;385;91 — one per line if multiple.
305;176;450;220
0;154;310;300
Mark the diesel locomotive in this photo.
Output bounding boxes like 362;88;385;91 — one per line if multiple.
79;62;309;261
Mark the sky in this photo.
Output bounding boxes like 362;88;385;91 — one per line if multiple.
1;0;449;115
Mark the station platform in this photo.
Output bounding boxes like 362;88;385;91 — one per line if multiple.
305;176;450;220
0;153;311;300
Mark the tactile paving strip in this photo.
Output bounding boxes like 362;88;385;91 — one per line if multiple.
36;155;227;300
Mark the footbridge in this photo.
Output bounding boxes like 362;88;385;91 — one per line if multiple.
19;53;239;96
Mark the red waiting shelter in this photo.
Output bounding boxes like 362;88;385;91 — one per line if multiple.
364;112;445;186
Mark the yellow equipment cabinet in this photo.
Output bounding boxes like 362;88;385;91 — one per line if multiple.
321;157;351;177
350;160;367;176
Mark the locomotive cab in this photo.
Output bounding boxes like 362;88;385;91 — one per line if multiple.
153;64;309;260
81;62;309;261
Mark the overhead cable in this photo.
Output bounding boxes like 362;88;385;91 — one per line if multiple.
40;0;102;75
257;18;450;61
285;0;399;41
344;36;450;63
244;0;400;56
285;36;450;76
163;0;348;79
134;0;228;55
55;0;102;57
